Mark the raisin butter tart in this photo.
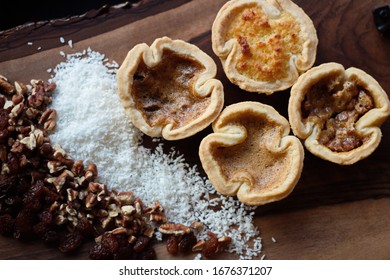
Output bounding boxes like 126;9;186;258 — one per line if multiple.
288;62;390;165
199;102;304;206
212;0;318;94
117;37;224;140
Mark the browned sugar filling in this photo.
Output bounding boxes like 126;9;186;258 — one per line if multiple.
131;49;209;129
225;5;303;82
302;77;374;152
212;115;288;191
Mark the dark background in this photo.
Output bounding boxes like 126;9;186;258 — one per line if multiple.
0;0;128;31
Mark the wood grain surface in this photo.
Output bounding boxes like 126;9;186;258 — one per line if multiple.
0;0;389;260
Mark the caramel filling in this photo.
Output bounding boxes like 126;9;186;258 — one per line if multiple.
132;49;209;129
302;77;374;152
225;4;303;82
212;114;288;191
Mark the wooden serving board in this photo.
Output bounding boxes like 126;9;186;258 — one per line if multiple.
0;0;389;260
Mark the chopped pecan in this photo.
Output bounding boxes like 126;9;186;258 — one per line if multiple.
158;223;191;236
39;109;57;132
192;240;205;252
20;134;36;151
67;189;79;202
116;191;133;205
85;163;98;181
14;81;27;95
47;160;67;174
0;77;15;94
189;221;204;231
9;103;24;118
121;205;135;216
85;193;98;209
12;94;24;105
71;160;84;176
110;227;127;235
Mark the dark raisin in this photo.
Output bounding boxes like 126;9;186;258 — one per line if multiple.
132;236;150;253
29;156;42;168
178;232;197;253
33;222;51;237
7;153;20;174
3;195;23;215
38;210;53;224
166;235;179;255
23;180;45;203
202;231;219;258
58;232;84;253
114;233;130;248
0;109;9;130
101;232;119;254
114;246;135;260
0;97;6;110
42;230;59;245
14;209;36;239
89;243;112;260
15;177;30;195
0;175;18;196
76;217;96;238
138;247;157;260
0;129;9;142
43;188;60;205
0;214;15;236
39;143;54;158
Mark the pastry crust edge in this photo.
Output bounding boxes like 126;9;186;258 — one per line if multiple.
117;36;224;140
288;62;390;165
199;101;304;206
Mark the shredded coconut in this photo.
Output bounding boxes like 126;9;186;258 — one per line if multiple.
50;49;262;259
27;42;33;46
68;40;73;48
60;37;65;44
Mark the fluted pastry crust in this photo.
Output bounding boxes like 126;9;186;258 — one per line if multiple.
199;101;304;206
117;37;224;140
212;0;318;94
288;62;390;164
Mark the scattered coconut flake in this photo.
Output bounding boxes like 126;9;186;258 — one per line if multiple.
59;51;66;57
68;40;73;48
27;42;33;46
60;37;65;44
50;49;262;259
152;137;162;143
272;236;277;243
37;47;42;51
47;68;52;73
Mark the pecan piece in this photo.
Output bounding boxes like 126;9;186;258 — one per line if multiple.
39;109;57;132
85;163;98;181
14;81;27;95
0;77;15;95
158;223;191;236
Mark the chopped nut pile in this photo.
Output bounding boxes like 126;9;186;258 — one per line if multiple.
0;75;231;259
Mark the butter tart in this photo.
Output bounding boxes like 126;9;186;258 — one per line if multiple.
288;62;390;165
117;37;224;140
212;0;318;94
199;102;304;206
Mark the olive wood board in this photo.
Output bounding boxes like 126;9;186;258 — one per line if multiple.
0;0;389;260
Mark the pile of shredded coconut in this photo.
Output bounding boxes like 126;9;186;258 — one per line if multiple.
49;49;262;259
